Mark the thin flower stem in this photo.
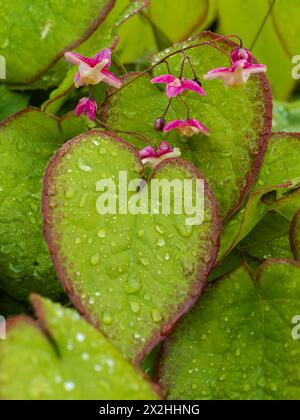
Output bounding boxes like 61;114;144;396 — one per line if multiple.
162;98;173;119
107;34;242;100
185;54;198;79
250;0;277;50
95;118;155;147
179;53;187;78
178;96;190;120
165;60;172;74
113;53;128;75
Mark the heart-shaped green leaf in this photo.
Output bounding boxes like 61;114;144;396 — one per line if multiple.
218;132;300;262
0;295;160;400
157;260;300;400
102;32;272;220
0;0;115;85
291;209;300;261
42;131;221;362
271;0;300;58
0;109;89;301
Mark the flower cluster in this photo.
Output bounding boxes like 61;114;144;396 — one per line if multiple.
65;43;267;167
151;47;266;139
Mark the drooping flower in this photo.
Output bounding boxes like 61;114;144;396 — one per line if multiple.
64;48;122;89
204;47;267;87
75;97;97;120
151;74;206;98
164;119;209;137
139;141;181;167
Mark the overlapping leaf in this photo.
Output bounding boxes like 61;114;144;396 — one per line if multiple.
158;260;300;400
42;131;221;362
0;109;88;301
0;295;159;400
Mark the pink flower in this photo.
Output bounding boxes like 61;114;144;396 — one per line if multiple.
64;48;122;89
151;74;206;98
204;47;267;87
164;119;209;137
75;97;97;120
139;141;181;167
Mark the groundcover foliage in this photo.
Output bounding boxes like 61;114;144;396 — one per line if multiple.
0;0;300;401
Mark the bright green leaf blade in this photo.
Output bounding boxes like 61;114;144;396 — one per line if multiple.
104;32;272;220
217;0;295;100
42;131;221;362
0;295;159;400
0;86;30;121
271;0;300;58
0;0;115;85
158;260;300;400
291;209;300;261
0;109;88;301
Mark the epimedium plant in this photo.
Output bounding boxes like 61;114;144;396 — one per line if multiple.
1;0;300;401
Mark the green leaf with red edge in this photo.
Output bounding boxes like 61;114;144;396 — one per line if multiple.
291;209;300;261
102;32;272;220
270;0;300;58
0;295;160;400
218;132;300;263
42;131;221;363
157;260;300;400
0;108;89;301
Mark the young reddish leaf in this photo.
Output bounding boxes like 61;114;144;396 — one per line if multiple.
0;295;160;400
42;131;221;363
157;260;300;400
